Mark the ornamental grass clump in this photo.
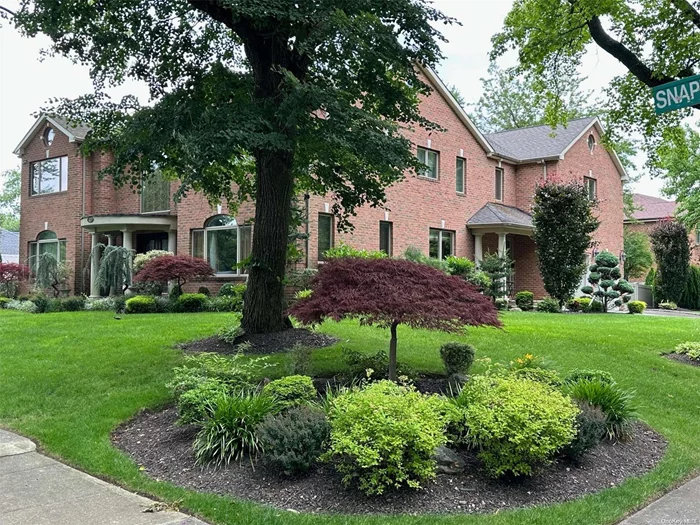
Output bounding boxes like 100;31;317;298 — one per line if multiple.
566;379;637;439
322;381;450;495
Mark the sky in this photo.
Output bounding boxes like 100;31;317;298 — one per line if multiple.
0;0;666;197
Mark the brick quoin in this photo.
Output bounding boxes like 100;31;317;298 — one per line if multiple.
17;70;625;298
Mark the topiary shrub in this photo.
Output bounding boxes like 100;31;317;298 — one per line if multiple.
177;379;229;426
581;251;634;312
627;300;647;314
510;367;563;388
566;380;637;439
177;292;208;313
536;297;560;313
564;369;615;386
259;405;330;476
561;402;607;460
193;389;279;466
515;291;534;311
322;381;449;495
439;342;475;376
125;295;157;314
262;375;317;409
458;376;578;477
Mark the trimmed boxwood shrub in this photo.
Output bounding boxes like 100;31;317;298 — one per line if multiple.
439;342;475;376
322;381;449;495
259;405;330;476
177;293;208;313
458;376;578;477
588;300;604;313
627;300;646;314
125;295;157;314
536;297;560;313
262;375;317;409
60;296;85;312
515;291;534;311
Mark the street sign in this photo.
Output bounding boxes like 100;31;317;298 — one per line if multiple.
653;75;700;114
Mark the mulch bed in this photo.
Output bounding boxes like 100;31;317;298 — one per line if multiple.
113;408;667;516
663;353;700;367
178;328;339;355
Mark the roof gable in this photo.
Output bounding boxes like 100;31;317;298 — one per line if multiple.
467;202;533;228
13;114;91;156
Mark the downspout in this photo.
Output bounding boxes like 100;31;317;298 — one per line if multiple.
80;154;86;294
304;193;310;269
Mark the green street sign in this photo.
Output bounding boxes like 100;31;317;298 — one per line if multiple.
653;75;700;114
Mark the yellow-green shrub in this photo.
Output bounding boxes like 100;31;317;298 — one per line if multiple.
262;375;316;409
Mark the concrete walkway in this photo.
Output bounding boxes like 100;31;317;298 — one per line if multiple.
0;429;207;525
619;475;700;524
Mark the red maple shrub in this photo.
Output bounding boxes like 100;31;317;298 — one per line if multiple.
133;255;214;290
289;257;501;380
0;263;30;298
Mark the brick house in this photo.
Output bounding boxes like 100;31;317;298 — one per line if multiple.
14;66;627;298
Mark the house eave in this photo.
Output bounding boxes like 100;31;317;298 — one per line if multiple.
13;114;84;156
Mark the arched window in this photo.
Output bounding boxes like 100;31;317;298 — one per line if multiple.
587;134;596;153
191;215;252;275
28;230;66;272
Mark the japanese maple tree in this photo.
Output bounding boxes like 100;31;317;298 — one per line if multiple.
0;262;29;298
289;257;501;381
134;255;213;291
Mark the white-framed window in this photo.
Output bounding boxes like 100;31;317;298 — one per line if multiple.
379;221;393;255
456;157;466;194
28;230;66;274
191;215;252;275
417;147;439;179
30;156;68;195
587;134;596;154
429;228;455;260
318;213;334;261
141;172;172;214
584;176;597;200
495;167;504;201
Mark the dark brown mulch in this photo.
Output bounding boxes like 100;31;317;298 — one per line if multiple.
663;353;700;367
178;328;339;355
113;407;667;516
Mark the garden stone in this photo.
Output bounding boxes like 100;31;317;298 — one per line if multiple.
433;446;465;474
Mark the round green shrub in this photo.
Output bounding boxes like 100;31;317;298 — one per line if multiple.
322;381;449;495
510;367;563;388
588;300;604;313
177;293;208;313
494;297;509;310
515;291;534;311
262;375;317;409
536;297;560;313
439;342;475;376
564;368;615;386
567;379;637;439
125;295;157;314
259;405;330;476
177;379;229;425
61;296;85;312
627;300;646;314
218;282;247;298
561;402;607;460
459;376;578;477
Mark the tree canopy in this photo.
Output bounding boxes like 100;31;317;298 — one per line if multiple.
623;229;654;280
649;220;690;303
134;255;214;290
0;168;20;232
9;0;455;333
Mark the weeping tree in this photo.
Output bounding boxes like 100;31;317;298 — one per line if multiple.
10;1;455;334
33;252;70;297
91;245;133;296
289;257;501;381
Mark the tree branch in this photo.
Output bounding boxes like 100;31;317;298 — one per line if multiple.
670;0;700;31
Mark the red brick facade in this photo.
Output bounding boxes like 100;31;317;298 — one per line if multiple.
17;71;626;299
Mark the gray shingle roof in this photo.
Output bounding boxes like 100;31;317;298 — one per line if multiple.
0;228;19;256
484;116;597;161
467;203;533;228
51;116;91;141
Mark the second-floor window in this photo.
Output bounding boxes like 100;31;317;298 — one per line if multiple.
318;213;334;261
429;228;454;260
141;172;171;213
379;221;393;255
417;147;439;179
584;176;597;200
30;156;68;196
456;157;466;194
495;167;504;201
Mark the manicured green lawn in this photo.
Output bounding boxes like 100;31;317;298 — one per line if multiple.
1;309;700;524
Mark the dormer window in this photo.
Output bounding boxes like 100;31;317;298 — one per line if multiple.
587;134;596;154
43;127;55;147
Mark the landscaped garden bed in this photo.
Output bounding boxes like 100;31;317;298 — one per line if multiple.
179;327;339;355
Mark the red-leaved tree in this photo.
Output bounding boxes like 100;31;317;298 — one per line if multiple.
0;262;30;299
133;255;214;291
289;257;501;380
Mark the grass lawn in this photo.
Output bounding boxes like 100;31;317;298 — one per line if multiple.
1;309;700;524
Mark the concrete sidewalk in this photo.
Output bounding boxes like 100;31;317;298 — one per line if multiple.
0;429;207;525
619;475;700;524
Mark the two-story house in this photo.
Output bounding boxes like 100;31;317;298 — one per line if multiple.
14;66;627;298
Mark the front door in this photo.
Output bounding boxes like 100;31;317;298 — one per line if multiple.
135;232;168;254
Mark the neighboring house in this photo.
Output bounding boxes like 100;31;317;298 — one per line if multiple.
0;228;19;264
624;193;700;281
14;67;626;298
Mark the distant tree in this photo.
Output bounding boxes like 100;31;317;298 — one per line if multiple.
289;257;500;381
448;84;466;107
0;168;20;232
134;255;214;292
623;230;654;280
580;251;634;313
649;221;690;304
0;262;29;298
532;180;600;307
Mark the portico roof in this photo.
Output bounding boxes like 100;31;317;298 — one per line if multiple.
80;214;177;233
467;203;533;235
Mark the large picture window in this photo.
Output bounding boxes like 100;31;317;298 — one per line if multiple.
429;228;455;260
191;215;252;275
318;213;334;261
30;156;68;195
28;230;66;274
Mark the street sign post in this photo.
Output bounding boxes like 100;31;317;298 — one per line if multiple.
653;75;700;115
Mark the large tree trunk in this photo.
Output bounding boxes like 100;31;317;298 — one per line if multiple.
388;320;399;381
241;149;295;334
